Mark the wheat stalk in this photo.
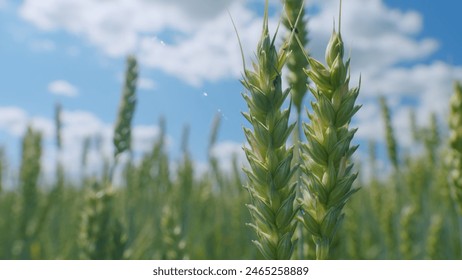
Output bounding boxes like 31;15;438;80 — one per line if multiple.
55;102;62;151
79;56;138;260
79;182;127;259
425;214;443;259
54;102;65;193
379;96;398;169
299;12;361;259
18;126;42;259
0;147;4;194
399;205;416;259
241;1;298;260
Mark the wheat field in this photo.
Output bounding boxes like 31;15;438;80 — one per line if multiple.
0;0;461;260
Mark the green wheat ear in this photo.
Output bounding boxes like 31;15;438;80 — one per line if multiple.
299;13;361;259
380;96;398;169
18;126;43;259
241;0;298;260
79;182;127;260
449;82;462;214
447;85;461;257
282;0;309;114
281;0;310;260
113;55;138;161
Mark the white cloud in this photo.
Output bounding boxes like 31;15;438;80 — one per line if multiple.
17;0;448;94
18;0;234;58
132;125;160;151
137;77;156;90
48;80;79;97
0;106;29;136
210;140;246;172
354;101;384;142
18;0;275;86
307;0;439;74
30;116;55;140
137;2;271;86
354;61;462;146
0;107;55;140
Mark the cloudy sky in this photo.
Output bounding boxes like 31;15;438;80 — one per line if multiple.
0;0;461;177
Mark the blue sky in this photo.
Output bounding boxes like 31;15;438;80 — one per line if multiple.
1;0;462;178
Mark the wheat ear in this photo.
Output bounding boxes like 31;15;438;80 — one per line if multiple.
449;82;462;213
448;82;462;256
299;17;361;259
282;0;310;260
113;55;138;162
241;1;298;259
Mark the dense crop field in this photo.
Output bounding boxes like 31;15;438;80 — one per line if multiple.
1;0;461;260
